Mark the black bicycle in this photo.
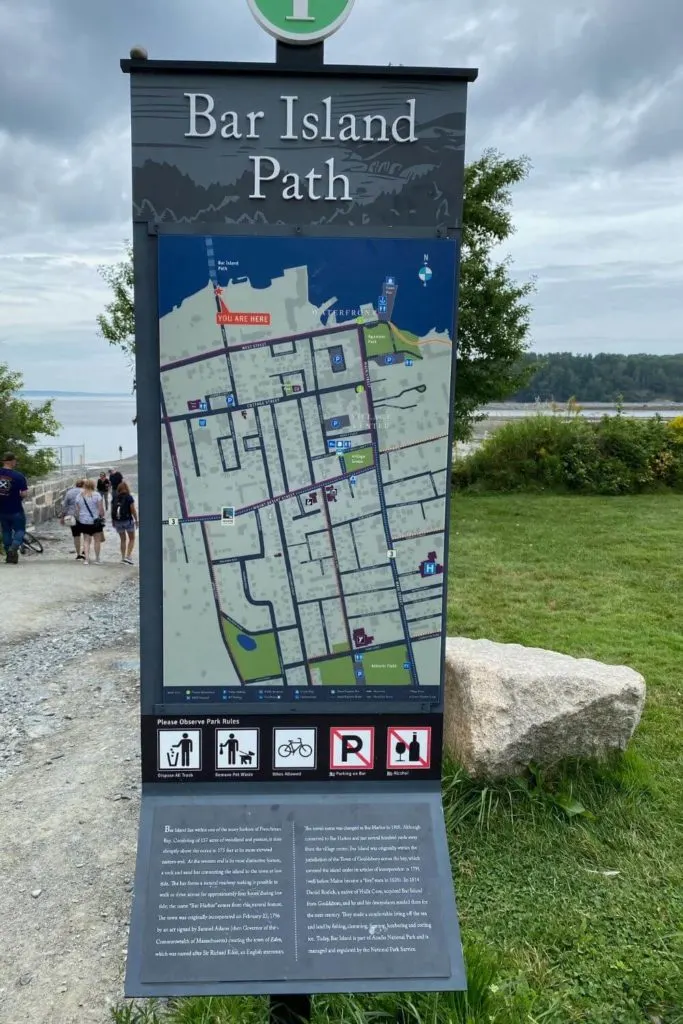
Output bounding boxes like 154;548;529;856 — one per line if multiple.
20;531;44;555
277;737;313;759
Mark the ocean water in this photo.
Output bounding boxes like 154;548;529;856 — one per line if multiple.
158;234;457;337
26;394;138;466
24;394;680;468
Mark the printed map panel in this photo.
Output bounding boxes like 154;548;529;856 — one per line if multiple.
159;235;456;704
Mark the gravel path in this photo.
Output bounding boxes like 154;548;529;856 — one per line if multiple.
0;516;142;1023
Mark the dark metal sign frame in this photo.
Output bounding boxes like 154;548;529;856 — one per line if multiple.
122;43;477;1005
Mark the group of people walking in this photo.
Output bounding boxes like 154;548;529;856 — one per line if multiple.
61;467;138;566
1;455;139;567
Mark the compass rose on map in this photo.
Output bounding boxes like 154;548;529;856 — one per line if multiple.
419;264;433;286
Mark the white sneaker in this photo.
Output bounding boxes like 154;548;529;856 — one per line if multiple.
123;557;135;565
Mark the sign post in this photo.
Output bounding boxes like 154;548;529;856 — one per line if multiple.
270;994;312;1024
121;3;477;1006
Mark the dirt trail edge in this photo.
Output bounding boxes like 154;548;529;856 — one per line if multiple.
0;521;142;1024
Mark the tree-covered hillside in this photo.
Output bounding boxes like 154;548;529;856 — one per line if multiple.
511;352;683;403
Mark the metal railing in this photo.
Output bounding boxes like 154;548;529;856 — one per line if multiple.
28;444;87;471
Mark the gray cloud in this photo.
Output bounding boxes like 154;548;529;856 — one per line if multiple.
0;330;132;394
3;0;682;164
530;272;683;355
467;1;683;106
0;0;274;143
621;69;683;164
0;0;681;396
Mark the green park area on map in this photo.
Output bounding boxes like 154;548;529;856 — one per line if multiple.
158;235;456;696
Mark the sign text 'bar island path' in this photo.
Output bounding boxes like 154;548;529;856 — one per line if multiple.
122;5;477;1000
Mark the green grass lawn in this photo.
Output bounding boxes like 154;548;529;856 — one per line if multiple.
444;494;683;1023
115;495;682;1024
221;617;281;681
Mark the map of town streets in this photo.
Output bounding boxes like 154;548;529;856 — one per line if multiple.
159;235;457;704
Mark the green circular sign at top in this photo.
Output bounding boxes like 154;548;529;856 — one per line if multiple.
247;0;356;45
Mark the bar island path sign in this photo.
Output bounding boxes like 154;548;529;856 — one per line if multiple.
247;0;356;44
121;2;478;1005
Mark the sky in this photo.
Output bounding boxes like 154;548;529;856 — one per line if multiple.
1;0;681;393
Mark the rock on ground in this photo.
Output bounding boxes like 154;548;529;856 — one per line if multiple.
0;511;141;1024
444;637;646;779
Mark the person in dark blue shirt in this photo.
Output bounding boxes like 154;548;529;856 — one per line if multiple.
0;452;29;564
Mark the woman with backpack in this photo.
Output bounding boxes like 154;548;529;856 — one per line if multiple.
111;481;139;565
74;479;106;565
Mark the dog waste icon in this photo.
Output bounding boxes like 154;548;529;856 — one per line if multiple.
216;729;260;770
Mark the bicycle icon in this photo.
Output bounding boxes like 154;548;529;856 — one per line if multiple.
273;728;317;769
277;737;313;759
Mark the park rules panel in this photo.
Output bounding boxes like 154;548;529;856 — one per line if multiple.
122;52;477;998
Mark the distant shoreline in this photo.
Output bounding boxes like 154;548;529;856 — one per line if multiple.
20;392;683;410
21;391;133;399
485;401;683;411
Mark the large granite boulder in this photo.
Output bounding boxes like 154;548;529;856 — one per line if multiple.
444;637;646;779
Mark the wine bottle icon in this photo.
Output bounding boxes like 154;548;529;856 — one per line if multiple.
408;732;421;762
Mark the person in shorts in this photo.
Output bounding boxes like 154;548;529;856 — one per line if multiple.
60;478;85;560
74;479;106;565
111;481;138;565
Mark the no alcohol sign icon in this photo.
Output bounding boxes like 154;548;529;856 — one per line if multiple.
330;726;375;770
387;727;432;770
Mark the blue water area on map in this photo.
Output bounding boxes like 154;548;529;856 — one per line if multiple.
237;634;257;651
158;235;458;339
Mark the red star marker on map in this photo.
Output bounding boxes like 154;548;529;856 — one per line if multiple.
214;286;223;296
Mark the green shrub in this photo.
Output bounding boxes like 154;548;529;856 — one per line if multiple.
453;414;683;494
453;416;579;492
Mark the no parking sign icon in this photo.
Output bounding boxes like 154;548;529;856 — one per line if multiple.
330;727;375;770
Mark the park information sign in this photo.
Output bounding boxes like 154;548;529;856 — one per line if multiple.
122;33;477;1000
247;0;357;44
